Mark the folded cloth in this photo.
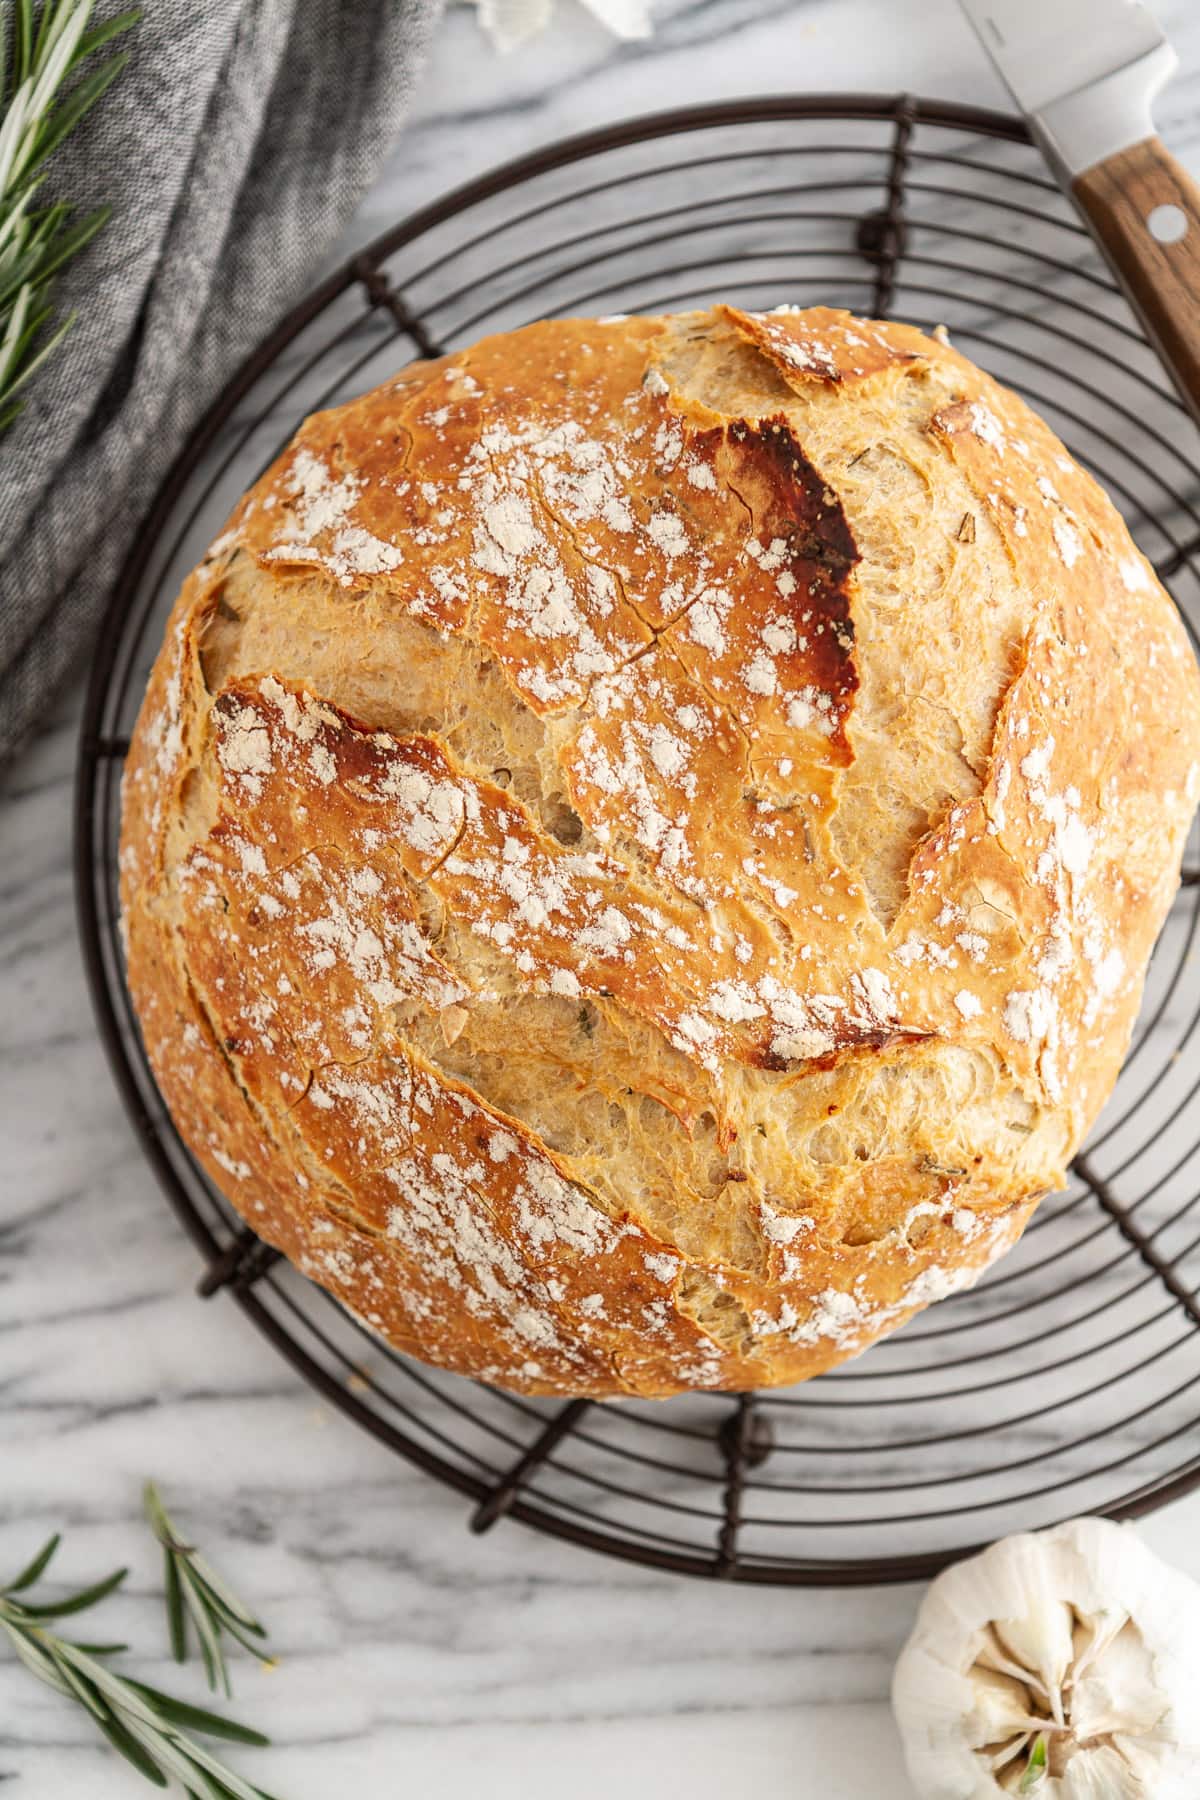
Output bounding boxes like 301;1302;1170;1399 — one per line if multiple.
0;0;443;763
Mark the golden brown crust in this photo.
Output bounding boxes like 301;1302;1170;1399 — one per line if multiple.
120;306;1200;1397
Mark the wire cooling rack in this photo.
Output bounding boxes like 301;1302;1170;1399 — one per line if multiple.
76;95;1200;1585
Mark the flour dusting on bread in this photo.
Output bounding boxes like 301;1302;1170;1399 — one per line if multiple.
119;305;1200;1397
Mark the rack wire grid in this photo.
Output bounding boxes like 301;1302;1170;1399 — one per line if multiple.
76;94;1200;1585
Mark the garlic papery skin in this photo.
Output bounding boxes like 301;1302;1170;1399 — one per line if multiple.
892;1518;1200;1798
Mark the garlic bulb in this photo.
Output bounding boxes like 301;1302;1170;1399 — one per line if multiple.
892;1518;1200;1797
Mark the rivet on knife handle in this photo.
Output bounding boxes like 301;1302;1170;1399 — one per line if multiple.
1073;138;1200;425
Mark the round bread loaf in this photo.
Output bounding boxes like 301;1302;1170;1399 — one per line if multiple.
121;305;1200;1398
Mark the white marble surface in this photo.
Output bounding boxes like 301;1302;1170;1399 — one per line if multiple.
5;1;1200;1795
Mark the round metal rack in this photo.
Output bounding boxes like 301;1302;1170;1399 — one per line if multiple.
76;94;1200;1585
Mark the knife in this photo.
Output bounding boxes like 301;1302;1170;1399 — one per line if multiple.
959;0;1200;423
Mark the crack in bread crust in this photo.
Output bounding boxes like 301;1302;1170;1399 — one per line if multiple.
119;305;1200;1397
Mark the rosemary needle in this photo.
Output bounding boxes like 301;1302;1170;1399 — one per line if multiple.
144;1481;270;1699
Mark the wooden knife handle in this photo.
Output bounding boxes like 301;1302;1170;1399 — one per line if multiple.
1073;137;1200;423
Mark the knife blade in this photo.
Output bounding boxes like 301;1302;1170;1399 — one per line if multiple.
958;0;1177;180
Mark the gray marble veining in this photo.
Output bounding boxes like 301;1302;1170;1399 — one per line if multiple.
5;2;1200;1795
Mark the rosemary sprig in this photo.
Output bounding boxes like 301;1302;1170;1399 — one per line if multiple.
0;0;140;431
144;1482;270;1699
0;1533;276;1799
